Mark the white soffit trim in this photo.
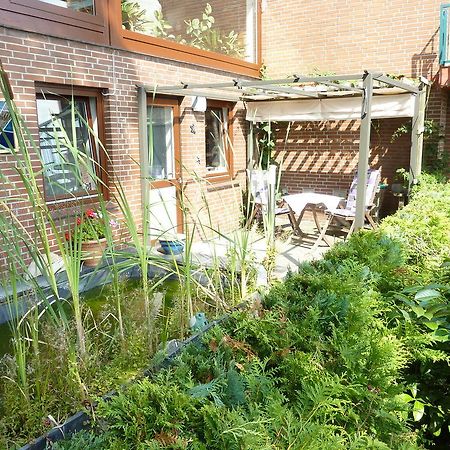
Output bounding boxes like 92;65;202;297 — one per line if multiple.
245;93;415;122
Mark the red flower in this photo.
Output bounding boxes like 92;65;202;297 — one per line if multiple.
86;209;96;219
76;217;82;225
65;231;71;241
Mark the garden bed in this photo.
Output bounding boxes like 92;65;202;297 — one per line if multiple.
46;175;450;449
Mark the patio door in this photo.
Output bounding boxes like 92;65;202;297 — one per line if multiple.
146;97;182;239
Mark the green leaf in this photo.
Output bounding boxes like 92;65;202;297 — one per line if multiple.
397;393;414;403
415;288;440;303
411;304;425;317
412;400;424;422
399;309;410;321
423;320;439;330
432;328;449;342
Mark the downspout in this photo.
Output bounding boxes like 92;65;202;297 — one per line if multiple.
137;86;149;230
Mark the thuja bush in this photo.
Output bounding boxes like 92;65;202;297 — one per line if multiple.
381;173;450;274
54;176;449;449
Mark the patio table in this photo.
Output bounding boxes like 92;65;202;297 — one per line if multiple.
282;192;344;238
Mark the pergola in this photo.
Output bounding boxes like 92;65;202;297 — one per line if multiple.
138;71;428;231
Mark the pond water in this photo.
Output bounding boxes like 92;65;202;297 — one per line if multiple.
0;278;181;359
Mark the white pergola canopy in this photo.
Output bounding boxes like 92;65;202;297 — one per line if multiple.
246;93;415;122
138;71;428;232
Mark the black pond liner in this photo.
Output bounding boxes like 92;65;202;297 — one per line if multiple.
19;311;234;450
0;250;217;326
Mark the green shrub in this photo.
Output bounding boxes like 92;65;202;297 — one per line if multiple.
381;174;450;274
56;175;450;449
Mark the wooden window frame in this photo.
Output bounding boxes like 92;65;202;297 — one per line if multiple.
0;0;261;78
110;0;262;78
35;83;109;204
146;96;182;189
0;0;109;46
146;95;184;234
205;100;235;184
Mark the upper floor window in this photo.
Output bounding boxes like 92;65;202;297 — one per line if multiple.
38;0;95;14
205;101;233;179
441;4;450;65
36;86;107;202
121;0;258;63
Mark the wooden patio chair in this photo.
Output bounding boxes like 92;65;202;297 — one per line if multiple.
246;168;297;231
311;169;381;249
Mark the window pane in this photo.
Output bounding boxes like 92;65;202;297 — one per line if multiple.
38;0;95;14
148;106;174;180
205;107;227;172
121;0;257;63
0;101;14;151
37;96;98;200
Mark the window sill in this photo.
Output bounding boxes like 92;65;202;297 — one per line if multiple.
48;198;118;221
205;172;232;184
206;180;240;193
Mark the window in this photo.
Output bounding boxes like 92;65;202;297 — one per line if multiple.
121;0;258;63
0;100;14;153
441;4;450;65
148;105;175;180
205;102;233;178
0;1;108;46
37;0;95;14
35;86;106;202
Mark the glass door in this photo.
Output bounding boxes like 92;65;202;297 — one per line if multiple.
146;98;182;240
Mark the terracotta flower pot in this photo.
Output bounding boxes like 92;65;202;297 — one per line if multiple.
81;238;107;267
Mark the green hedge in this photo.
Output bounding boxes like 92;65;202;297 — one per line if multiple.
55;175;450;449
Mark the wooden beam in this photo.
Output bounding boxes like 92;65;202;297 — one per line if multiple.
373;74;419;94
409;83;427;181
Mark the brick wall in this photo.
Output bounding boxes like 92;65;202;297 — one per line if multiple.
262;0;449;207
262;0;442;79
0;26;249;270
273;116;412;215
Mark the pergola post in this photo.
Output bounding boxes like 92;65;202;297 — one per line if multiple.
410;83;427;182
354;72;373;231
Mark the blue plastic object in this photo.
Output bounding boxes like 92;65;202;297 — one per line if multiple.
159;239;184;255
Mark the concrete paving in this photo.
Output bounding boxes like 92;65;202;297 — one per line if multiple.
186;219;344;281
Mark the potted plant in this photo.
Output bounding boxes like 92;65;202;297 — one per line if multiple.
391;168;411;195
65;209;119;267
158;233;185;255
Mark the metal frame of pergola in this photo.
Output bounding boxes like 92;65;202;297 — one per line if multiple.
137;70;428;231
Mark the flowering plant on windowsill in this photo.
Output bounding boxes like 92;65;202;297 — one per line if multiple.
65;208;119;242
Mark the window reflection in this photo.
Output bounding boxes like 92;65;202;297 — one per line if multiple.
121;0;257;63
148;106;175;180
0;101;14;151
36;95;99;200
205;107;228;173
38;0;95;15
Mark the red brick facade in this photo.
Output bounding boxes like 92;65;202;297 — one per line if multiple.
262;0;449;212
0;25;248;268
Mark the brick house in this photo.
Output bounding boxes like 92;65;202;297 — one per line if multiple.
0;0;448;268
0;0;260;267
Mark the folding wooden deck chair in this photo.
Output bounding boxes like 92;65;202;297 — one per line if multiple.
247;168;297;231
312;169;381;249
